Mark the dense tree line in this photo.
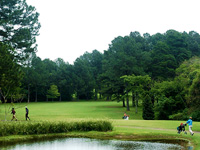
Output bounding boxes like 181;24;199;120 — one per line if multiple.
1;1;200;121
22;30;200;103
20;30;200;120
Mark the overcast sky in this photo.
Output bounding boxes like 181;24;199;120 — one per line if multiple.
26;0;200;64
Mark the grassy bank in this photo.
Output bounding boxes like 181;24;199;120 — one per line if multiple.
0;101;200;149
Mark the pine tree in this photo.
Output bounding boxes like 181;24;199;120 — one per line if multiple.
0;0;41;61
47;85;60;101
142;94;154;120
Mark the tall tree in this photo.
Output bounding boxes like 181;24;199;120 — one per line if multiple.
188;73;200;109
101;35;148;103
176;56;200;110
142;94;154;120
186;31;200;56
165;30;191;65
74;57;95;100
153;80;186;120
47;84;60;101
89;50;103;100
0;42;23;102
55;58;75;101
121;74;151;113
78;50;103;100
150;41;177;80
0;0;41;61
0;42;24;120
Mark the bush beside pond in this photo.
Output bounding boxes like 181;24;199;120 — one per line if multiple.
0;120;113;136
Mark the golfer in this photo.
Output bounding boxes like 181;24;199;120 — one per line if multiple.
25;106;30;121
11;108;17;121
186;117;194;136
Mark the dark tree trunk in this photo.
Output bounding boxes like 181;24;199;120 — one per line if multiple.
94;89;98;100
132;91;135;107
28;84;30;103
0;92;5;103
126;91;130;111
35;87;37;102
106;96;110;101
123;99;126;107
135;92;138;114
152;94;155;106
125;83;130;111
99;93;102;99
59;93;62;101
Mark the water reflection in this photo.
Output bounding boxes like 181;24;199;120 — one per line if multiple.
1;138;184;150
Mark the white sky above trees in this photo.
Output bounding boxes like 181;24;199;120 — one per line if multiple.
26;0;200;64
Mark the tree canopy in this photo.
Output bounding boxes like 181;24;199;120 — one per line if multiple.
0;0;40;61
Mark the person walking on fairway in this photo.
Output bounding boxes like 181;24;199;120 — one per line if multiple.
25;106;30;121
186;117;194;136
11;108;17;121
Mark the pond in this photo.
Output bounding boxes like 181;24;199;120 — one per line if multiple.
1;137;187;150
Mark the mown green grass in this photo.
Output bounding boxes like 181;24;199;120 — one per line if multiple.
0;101;200;149
0;101;143;121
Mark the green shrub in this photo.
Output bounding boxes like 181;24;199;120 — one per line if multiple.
169;113;185;120
0;120;113;136
191;111;200;121
169;109;188;120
